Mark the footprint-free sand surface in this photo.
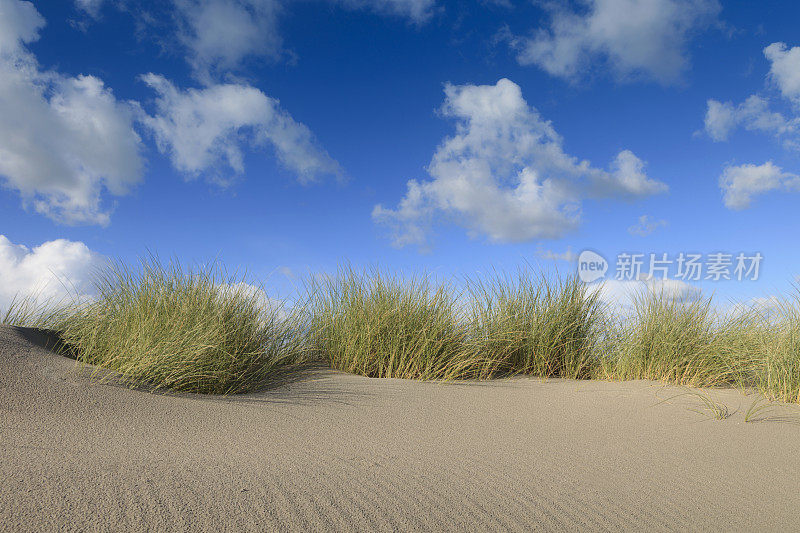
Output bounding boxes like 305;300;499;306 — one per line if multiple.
2;325;799;532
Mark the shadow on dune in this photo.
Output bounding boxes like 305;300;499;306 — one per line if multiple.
13;326;77;360
7;326;373;406
91;363;378;407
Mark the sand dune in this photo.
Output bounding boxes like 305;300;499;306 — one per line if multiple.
2;325;799;532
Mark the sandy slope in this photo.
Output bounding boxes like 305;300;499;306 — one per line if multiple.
1;325;799;532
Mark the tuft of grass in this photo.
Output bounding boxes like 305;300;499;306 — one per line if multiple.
659;389;733;420
745;396;775;423
59;258;307;394
466;268;605;379
686;391;734;420
744;395;800;424
748;288;800;404
604;289;742;388
307;265;491;380
1;293;76;330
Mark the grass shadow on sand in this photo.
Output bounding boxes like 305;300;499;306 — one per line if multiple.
13;326;77;360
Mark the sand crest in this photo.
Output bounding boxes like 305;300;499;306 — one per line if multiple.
2;325;799;532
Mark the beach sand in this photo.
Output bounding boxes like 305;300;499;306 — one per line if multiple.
2;324;799;532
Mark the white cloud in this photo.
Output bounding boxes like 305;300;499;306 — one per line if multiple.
373;79;667;248
69;0;436;81
704;95;797;142
74;0;104;17
764;42;800;104
703;99;737;142
174;0;283;81
218;281;288;319
719;161;800;210
335;0;436;22
628;214;667;236
721;295;792;324
0;0;144;225
140;74;340;184
0;234;104;313
594;277;703;314
703;43;800;149
277;265;295;278
0;0;42;51
704;43;800;209
509;0;720;84
536;246;578;263
170;0;434;80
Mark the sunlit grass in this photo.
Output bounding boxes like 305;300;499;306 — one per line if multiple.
742;288;800;403
466;268;605;379
3;260;800;402
1;293;76;330
54;258;307;394
306;265;492;380
601;290;740;387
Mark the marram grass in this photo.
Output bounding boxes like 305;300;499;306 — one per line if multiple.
744;289;800;403
3;260;800;402
600;290;739;387
306;265;493;380
57;259;307;394
466;269;605;379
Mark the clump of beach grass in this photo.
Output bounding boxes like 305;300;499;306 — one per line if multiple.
466;268;605;379
58;258;308;394
307;265;491;380
601;289;746;388
744;288;800;403
6;255;800;404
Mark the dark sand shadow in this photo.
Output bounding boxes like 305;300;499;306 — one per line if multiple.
9;326;373;406
13;326;77;359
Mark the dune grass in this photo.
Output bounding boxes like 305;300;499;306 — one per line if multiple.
466;269;605;379
1;294;76;330
740;289;800;403
306;265;491;380
53;258;308;394
3;259;800;402
599;290;744;387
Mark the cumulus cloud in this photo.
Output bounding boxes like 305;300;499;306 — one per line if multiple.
218;281;289;319
764;42;800;104
719;162;800;210
704;43;800;209
373;79;667;248
508;0;720;84
140;74;341;184
0;0;42;50
703;99;737;142
174;0;284;81
628;214;667;236
0;234;104;312
594;277;703;314
704;95;798;142
0;0;144;225
169;0;434;80
704;43;800;149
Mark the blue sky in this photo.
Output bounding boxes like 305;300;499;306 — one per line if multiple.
1;0;799;310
